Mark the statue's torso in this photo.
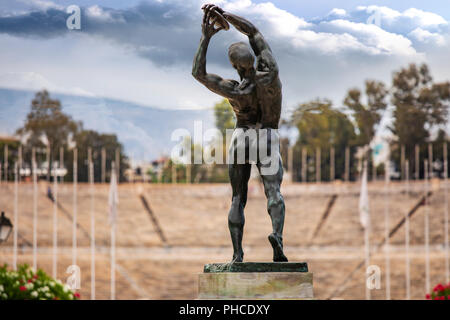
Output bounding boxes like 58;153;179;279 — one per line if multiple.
229;76;282;129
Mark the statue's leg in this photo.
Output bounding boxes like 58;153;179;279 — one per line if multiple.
258;157;288;262
228;162;251;262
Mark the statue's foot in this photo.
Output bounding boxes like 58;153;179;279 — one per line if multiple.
268;233;288;262
231;252;243;263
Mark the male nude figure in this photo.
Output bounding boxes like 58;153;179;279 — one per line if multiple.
192;4;287;262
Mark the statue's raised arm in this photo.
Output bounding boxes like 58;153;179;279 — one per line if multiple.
203;4;279;86
192;6;240;99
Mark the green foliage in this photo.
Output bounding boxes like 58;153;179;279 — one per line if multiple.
14;90;128;183
17;90;79;148
16;90;80;180
391;63;450;146
0;264;79;300
0;140;20;181
70;130;127;182
214;99;235;136
291;100;357;181
390;63;450;177
344;80;388;146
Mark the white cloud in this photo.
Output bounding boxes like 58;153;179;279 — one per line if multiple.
403;8;447;27
1;1;450;159
86;5;125;23
0;1;449;114
356;5;401;21
327;8;347;17
409;27;446;46
317;19;417;56
0;71;95;97
218;2;420;57
17;0;63;11
223;0;311;37
354;5;448;33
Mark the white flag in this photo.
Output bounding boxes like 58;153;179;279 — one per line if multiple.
108;163;119;225
359;160;370;229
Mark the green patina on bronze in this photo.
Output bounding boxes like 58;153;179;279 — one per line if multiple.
203;262;308;273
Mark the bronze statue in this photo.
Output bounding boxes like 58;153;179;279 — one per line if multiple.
192;4;287;263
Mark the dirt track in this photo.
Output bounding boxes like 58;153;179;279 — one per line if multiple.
0;179;448;299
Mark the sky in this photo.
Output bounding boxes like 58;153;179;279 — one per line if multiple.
1;0;450;120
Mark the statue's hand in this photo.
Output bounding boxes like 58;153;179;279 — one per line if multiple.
201;4;224;15
201;4;226;38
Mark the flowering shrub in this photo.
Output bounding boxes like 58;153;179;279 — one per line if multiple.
0;264;80;300
426;283;450;300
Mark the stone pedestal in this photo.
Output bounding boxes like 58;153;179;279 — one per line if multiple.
198;262;313;299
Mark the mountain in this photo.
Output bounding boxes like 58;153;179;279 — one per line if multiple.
0;88;215;161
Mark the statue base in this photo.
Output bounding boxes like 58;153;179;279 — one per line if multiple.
198;262;313;299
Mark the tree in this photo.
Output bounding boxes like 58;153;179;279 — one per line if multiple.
0;138;20;181
390;63;450;177
291;100;357;181
210;99;236;182
344;80;388;147
70;130;127;182
391;63;449;145
16;90;79;180
214;99;235;136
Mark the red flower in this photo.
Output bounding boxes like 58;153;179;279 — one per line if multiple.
19;286;27;291
426;294;431;300
27;279;33;283
440;296;445;300
74;292;80;299
33;274;39;279
433;284;445;292
53;297;60;300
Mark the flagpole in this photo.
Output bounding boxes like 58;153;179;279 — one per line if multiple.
316;147;321;183
424;160;430;294
301;147;307;183
4;144;8;181
13;162;18;271
88;148;95;300
364;220;370;300
18;145;22;182
361;160;371;300
72;148;78;266
405;160;410;300
115;148;120;183
444;142;449;284
52;163;58;279
428;144;433;178
288;146;294;182
32;148;38;271
46;146;49;182
110;162;117;300
345;146;349;182
330;146;335;182
415;144;419;180
111;206;116;300
101;147;106;184
59;147;64;184
384;158;391;300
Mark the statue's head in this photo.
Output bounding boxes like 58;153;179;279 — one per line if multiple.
228;42;255;79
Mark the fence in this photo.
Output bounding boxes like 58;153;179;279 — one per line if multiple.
0;143;449;300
